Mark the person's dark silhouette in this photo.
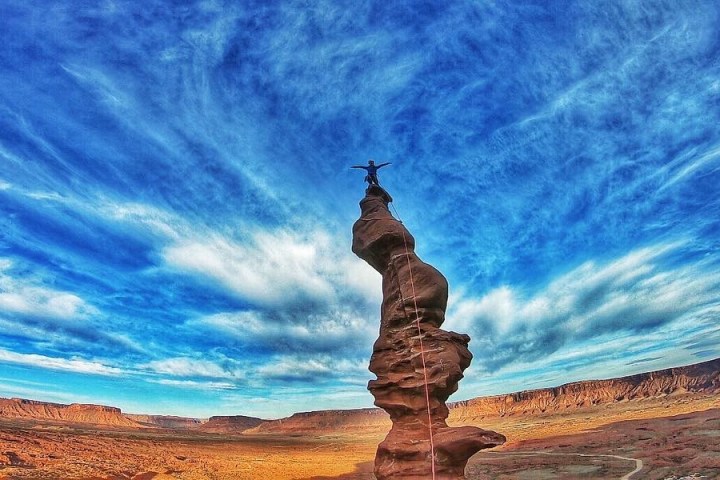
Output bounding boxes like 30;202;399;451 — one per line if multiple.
351;160;391;186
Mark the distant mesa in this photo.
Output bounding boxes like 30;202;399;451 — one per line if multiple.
125;414;204;430
0;398;264;434
450;357;720;419
0;398;140;428
229;356;720;436
197;415;264;433
0;357;718;434
352;185;505;479
247;408;389;435
122;414;266;433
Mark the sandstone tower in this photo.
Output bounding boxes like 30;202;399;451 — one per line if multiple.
352;186;505;479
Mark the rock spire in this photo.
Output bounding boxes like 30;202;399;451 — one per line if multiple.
352;185;505;479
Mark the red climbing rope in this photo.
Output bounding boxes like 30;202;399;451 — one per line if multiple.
393;203;437;480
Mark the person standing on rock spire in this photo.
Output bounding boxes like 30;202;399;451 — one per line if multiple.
351;159;391;186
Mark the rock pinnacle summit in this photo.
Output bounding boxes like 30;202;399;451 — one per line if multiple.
352;185;505;479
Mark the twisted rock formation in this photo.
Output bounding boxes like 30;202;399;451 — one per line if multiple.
352;186;505;479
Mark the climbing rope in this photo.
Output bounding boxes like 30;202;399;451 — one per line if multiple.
391;202;437;480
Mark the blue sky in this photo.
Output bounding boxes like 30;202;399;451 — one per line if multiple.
1;1;719;419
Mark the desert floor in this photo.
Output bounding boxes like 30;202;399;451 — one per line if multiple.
1;394;718;480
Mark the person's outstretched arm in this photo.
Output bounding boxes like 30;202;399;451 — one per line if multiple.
351;165;368;170
376;162;391;169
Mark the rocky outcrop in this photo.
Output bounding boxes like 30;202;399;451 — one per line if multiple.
0;398;140;427
352;186;505;479
198;415;264;433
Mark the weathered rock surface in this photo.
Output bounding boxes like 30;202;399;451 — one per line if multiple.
352;185;505;479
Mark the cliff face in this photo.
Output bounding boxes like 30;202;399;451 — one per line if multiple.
352;186;504;480
0;398;140;427
450;357;720;420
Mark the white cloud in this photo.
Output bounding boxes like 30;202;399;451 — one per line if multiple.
163;230;335;306
0;348;123;376
256;354;369;384
337;255;383;304
96;200;382;310
0;290;86;318
258;357;332;380
91;202;381;359
0;258;97;319
162;225;382;309
450;286;518;334
100;201;180;240
447;242;720;371
661;141;720;190
105;332;151;355
24;191;64;201
149;379;237;390
143;357;244;380
194;307;376;354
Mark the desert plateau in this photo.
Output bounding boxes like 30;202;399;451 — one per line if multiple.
1;358;719;480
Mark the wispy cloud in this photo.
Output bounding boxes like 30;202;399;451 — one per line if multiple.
0;348;123;376
192;307;376;355
149;379;237;390
447;242;720;372
661;143;720;189
95;198;381;309
163;232;332;307
142;356;244;380
163;228;380;308
256;354;368;384
0;258;97;319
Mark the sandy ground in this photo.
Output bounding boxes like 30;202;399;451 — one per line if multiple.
1;394;718;479
0;424;381;480
468;406;720;479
